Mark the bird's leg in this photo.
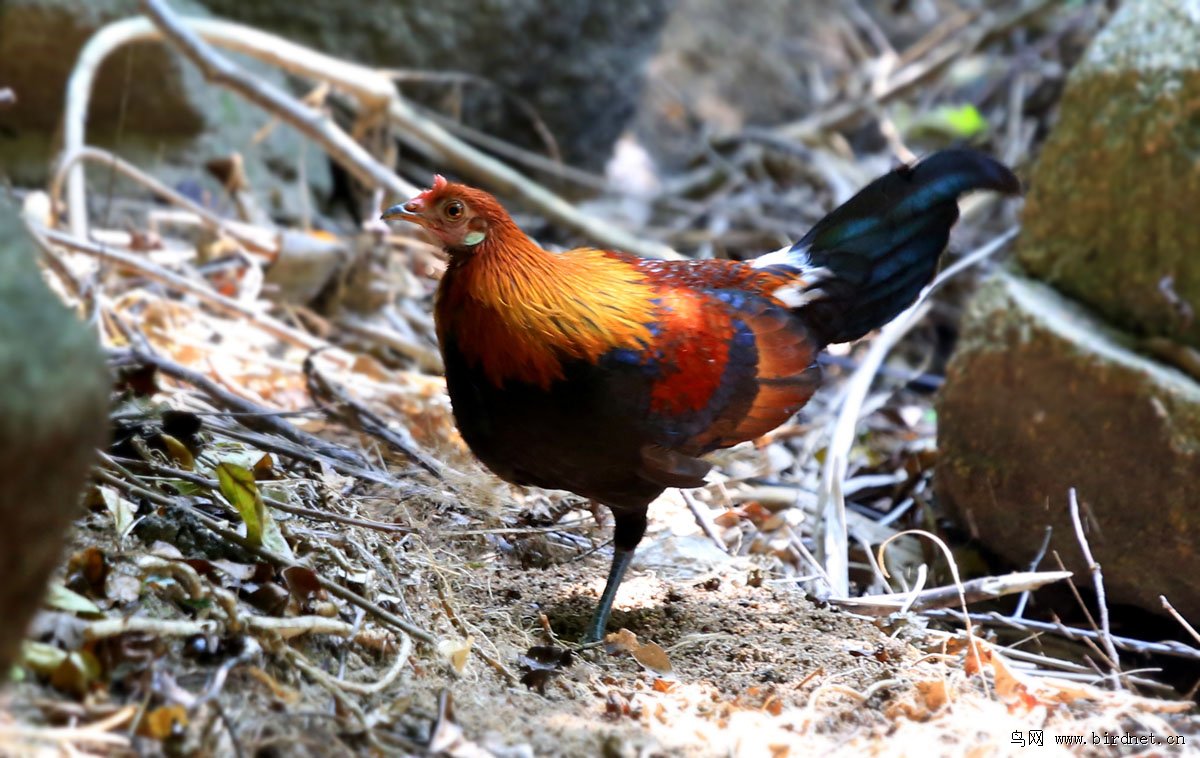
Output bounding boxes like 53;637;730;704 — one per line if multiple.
583;510;647;643
584;546;635;643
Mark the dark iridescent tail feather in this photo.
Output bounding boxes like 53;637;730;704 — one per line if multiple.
792;150;1019;347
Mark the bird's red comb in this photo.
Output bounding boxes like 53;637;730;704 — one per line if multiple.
413;174;449;202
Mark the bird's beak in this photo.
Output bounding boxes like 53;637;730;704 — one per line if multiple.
381;198;425;225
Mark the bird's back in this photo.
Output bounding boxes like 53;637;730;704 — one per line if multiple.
436;248;821;511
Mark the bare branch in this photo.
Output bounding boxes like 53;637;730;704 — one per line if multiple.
829;570;1073;615
138;0;413;198
1069;487;1121;678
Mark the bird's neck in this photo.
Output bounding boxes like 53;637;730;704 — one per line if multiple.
434;241;657;389
443;224;559;287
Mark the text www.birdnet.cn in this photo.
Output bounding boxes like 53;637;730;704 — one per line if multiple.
1011;730;1186;748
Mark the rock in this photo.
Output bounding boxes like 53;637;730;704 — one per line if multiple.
937;272;1200;619
0;205;109;674
1;0;668;206
201;0;671;173
634;0;849;168
0;0;328;218
1017;0;1200;349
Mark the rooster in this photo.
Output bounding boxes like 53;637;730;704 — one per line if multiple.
383;151;1018;642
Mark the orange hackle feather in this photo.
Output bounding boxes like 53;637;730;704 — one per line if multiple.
425;178;817;445
417;179;660;389
436;245;659;389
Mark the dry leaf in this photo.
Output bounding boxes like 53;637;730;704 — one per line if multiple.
282;566;323;603
138;705;188;740
604;628;640;655
49;650;101;697
632;641;673;677
518;644;574;694
438;637;473;675
159;434;194;470
252;453;279;480
97;486;137;542
604;629;674;677
45;584;102;616
915;678;948;711
65;547;109;598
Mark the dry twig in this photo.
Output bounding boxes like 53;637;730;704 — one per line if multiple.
1161;596;1200;648
829;570;1072;616
139;0;415;200
117;348;372;471
1068;487;1121;679
926;609;1200;663
773;0;1059;143
63;11;677;259
43;228;328;353
114;457;415;534
51;146;277;255
817;227;1018;596
304;350;444;479
96;466;436;645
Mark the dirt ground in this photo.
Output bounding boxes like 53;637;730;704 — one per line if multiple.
9;458;1193;757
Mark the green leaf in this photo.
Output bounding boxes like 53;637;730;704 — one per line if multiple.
940;104;988;138
896;102;990;141
216;462;264;546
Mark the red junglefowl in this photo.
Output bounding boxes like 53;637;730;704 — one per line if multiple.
383;151;1018;642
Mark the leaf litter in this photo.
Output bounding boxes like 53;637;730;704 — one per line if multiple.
3;1;1198;755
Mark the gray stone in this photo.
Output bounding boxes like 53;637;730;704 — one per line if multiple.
634;0;846;168
937;271;1200;619
0;204;109;674
202;0;671;173
0;0;669;210
1017;0;1200;349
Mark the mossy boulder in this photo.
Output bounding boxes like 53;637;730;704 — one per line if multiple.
0;205;109;674
938;272;1200;618
1017;0;1200;348
0;0;328;218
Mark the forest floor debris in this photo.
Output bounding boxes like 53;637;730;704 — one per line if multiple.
4;1;1199;755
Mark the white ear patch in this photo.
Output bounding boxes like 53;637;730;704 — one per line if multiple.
463;231;486;246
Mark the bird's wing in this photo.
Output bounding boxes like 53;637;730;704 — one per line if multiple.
631;281;821;468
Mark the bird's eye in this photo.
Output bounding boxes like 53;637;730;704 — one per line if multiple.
443;200;464;220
